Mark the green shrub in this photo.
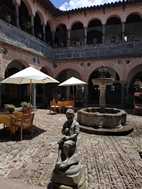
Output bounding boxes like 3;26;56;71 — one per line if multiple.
5;104;15;113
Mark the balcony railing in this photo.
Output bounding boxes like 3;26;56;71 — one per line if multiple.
0;19;53;58
0;19;142;61
53;41;142;60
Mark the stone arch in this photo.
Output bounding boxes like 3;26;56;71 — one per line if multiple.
20;0;32;15
19;0;32;33
87;18;103;45
34;11;44;40
3;60;28;106
55;24;67;47
40;66;49;75
57;69;81;82
106;15;122;24
70;21;84;46
125;13;142;42
127;64;142;93
40;66;53;76
0;0;16;25
126;12;142;21
5;59;27;78
88;66;121;106
105;16;122;43
35;10;44;25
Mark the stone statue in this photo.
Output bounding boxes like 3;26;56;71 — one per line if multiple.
55;109;80;175
55;140;80;175
58;108;79;151
50;109;87;189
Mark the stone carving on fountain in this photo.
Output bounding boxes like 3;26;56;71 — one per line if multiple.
77;66;133;135
50;109;87;189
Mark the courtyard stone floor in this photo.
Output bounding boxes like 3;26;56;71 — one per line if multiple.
0;109;142;189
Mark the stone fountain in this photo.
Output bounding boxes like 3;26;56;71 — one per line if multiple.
77;66;133;135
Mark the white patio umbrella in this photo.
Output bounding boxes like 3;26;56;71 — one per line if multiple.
58;76;86;101
1;66;59;108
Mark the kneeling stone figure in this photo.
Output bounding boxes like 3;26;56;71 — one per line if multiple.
51;109;87;189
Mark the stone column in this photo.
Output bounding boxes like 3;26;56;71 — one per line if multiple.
84;27;87;46
51;31;55;47
121;81;126;108
31;15;35;35
43;24;46;41
99;85;106;108
0;48;6;108
15;3;20;27
102;24;106;44
122;22;125;42
84;85;88;106
67;29;71;47
0;53;2;108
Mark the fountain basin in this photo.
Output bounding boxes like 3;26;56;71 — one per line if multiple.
77;107;127;129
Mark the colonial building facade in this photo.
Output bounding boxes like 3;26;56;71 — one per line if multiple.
0;0;142;107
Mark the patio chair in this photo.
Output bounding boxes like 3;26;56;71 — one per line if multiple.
6;114;20;137
50;99;61;113
63;100;74;110
7;112;34;140
19;112;34;140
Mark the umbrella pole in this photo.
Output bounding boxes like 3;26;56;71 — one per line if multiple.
33;83;36;109
73;86;75;102
30;80;32;104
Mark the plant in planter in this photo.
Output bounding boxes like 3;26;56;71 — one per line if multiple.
21;102;32;113
5;104;15;113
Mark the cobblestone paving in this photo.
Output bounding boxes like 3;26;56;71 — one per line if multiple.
0;110;142;188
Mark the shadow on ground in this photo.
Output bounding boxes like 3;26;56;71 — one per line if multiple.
0;125;46;142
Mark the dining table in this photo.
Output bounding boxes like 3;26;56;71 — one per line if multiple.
0;111;23;128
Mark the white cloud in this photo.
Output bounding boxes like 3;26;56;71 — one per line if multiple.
59;0;123;10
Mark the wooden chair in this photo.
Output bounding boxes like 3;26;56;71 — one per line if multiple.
7;112;34;140
6;114;20;137
63;100;74;110
19;112;34;140
50;99;61;113
50;99;74;113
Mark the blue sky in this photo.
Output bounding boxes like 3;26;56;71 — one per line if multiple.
52;0;123;10
52;0;65;8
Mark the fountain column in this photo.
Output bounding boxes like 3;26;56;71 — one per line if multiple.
92;78;114;108
99;84;106;108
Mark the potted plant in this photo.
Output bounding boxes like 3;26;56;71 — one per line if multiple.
5;104;15;113
21;102;32;114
